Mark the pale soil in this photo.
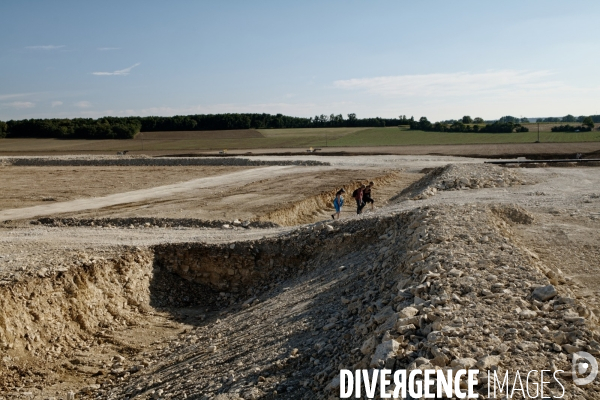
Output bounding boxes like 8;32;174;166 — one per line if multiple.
2;141;600;157
0;166;306;222
0;165;252;210
63;170;420;224
1;156;600;399
0;164;421;283
0;164;420;223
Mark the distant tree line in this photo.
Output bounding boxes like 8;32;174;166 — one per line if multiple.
0;113;412;139
409;116;528;133
551;125;592;132
138;113;406;131
3;117;142;139
536;114;600;124
497;116;531;124
1;113;598;139
0;121;7;138
551;117;595;132
440;116;529;124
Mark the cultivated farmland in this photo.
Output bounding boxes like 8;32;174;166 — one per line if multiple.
1;126;599;155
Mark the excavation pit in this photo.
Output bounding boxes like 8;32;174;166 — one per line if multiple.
1;159;600;399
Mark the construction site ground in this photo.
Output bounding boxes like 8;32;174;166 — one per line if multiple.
0;154;599;399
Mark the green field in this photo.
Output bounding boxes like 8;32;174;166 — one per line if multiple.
329;127;600;147
0;126;599;153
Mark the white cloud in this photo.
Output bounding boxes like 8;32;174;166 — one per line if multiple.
2;101;35;109
329;70;600;120
97;47;120;51
74;101;92;108
0;93;34;101
51;101;63;107
92;63;140;76
332;70;570;97
25;45;65;50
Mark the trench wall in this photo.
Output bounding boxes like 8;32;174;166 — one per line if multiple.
258;172;402;226
152;217;394;293
0;250;154;357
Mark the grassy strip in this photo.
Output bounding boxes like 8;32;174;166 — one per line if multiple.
329;127;600;146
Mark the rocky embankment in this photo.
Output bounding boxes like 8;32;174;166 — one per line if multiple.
394;163;528;201
2;162;599;399
97;204;599;399
34;217;279;230
1;156;329;167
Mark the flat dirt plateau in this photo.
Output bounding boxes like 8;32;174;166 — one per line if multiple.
0;164;418;223
1;155;600;400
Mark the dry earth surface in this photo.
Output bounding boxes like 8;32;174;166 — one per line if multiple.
0;166;253;210
0;155;599;400
3;141;600;159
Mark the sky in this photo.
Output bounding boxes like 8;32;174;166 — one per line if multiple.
1;0;600;122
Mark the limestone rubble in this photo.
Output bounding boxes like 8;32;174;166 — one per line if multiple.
1;162;599;399
91;203;599;399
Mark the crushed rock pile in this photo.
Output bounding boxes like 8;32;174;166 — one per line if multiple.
504;160;600;168
393;163;528;201
33;217;279;230
96;204;598;400
1;156;329;167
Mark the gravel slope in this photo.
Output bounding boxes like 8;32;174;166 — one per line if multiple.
1;156;599;399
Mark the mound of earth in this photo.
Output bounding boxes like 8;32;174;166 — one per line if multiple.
3;204;594;398
91;205;596;400
392;163;528;201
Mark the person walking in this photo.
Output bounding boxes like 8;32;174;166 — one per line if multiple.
352;184;366;214
332;188;345;220
363;181;375;211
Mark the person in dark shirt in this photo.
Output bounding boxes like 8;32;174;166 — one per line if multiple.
363;181;375;211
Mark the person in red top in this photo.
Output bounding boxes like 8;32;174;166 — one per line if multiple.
352;184;366;214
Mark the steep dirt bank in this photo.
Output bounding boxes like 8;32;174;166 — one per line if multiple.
0;249;155;396
83;204;600;400
3;203;594;399
0;216;388;399
258;172;420;226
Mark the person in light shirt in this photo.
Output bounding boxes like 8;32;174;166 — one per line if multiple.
332;188;345;220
